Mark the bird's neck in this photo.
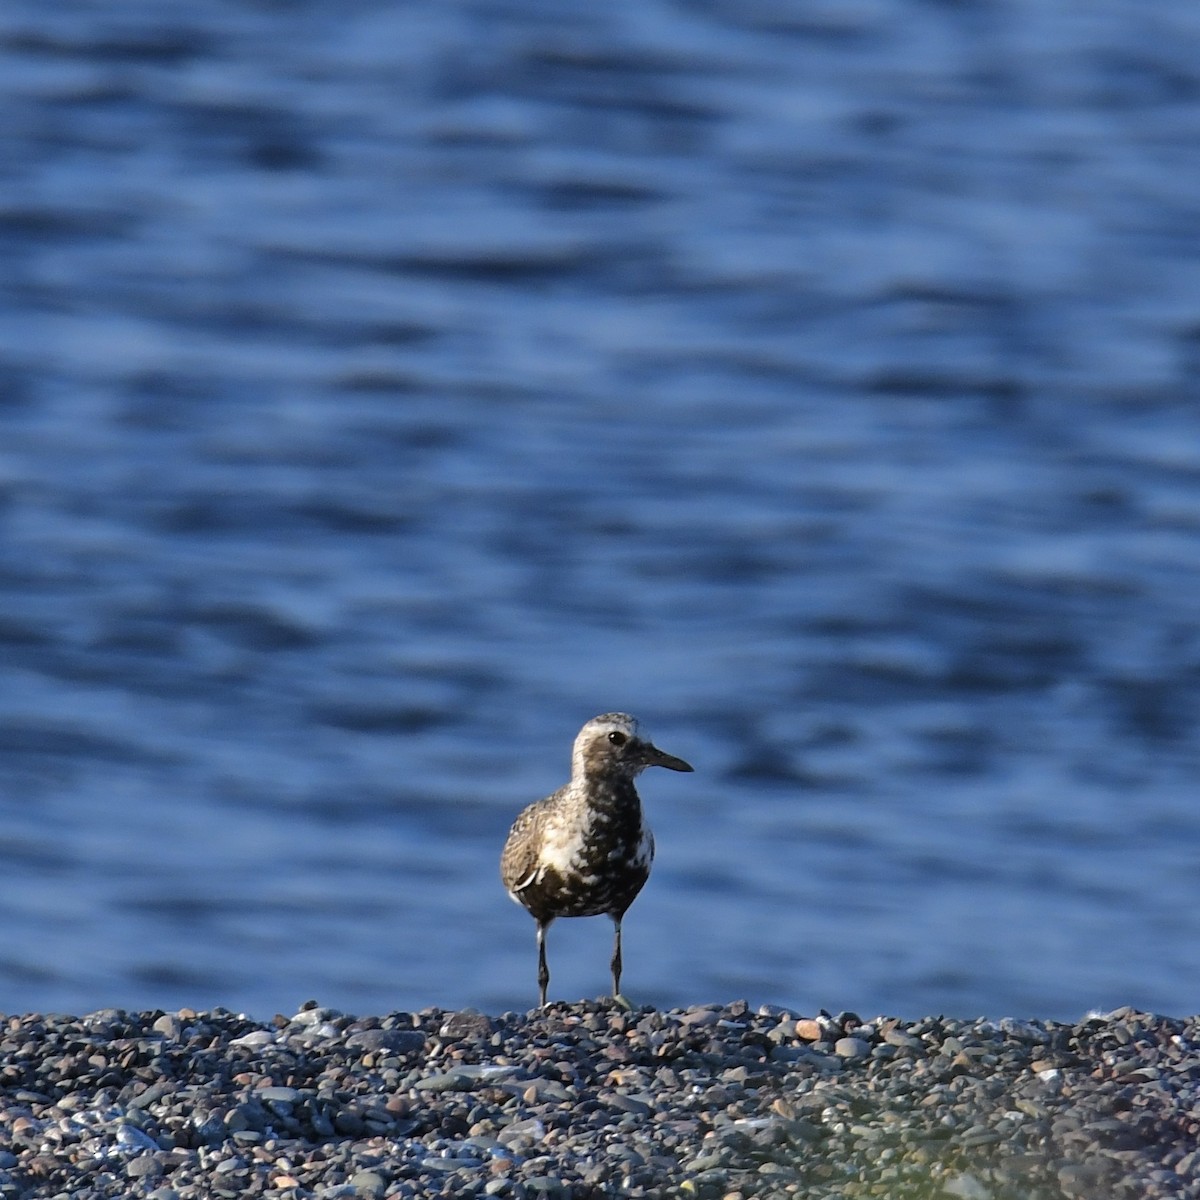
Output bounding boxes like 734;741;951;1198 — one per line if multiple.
577;772;642;816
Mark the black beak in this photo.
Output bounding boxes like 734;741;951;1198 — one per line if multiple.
641;742;694;772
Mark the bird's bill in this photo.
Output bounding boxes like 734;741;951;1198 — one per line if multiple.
642;743;694;772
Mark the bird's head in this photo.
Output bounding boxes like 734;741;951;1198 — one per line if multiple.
572;712;694;782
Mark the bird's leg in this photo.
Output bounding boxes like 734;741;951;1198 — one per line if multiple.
537;921;550;1007
610;916;623;998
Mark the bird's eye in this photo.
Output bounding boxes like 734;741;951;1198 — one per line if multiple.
607;731;628;746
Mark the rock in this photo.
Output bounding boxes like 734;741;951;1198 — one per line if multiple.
126;1155;163;1179
412;1071;473;1091
346;1029;426;1056
152;1014;183;1040
439;1010;496;1039
349;1169;387;1196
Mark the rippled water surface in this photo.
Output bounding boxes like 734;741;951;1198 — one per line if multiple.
2;0;1200;1022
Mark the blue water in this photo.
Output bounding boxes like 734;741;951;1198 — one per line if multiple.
1;0;1199;1023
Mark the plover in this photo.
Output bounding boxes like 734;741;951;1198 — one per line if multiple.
500;712;693;1007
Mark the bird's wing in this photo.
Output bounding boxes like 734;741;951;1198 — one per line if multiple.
500;794;556;896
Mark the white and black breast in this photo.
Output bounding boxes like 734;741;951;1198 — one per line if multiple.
501;783;654;924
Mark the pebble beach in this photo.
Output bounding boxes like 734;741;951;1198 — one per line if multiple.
0;1001;1196;1200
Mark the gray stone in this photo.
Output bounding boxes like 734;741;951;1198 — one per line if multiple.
606;1093;652;1117
412;1071;473;1091
152;1014;182;1040
834;1037;870;1059
346;1028;425;1056
439;1010;496;1039
126;1155;163;1179
349;1170;387;1197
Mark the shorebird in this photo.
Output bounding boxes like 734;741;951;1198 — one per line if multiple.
500;712;693;1007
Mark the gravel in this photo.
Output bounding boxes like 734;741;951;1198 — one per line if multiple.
0;1000;1196;1198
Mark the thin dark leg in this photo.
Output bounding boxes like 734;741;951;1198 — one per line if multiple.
610;916;623;998
536;921;550;1007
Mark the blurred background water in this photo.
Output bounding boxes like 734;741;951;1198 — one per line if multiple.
1;0;1199;1023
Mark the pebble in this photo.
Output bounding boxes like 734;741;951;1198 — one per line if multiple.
152;1014;183;1041
345;1028;425;1056
127;1155;163;1178
0;1003;1194;1198
439;1010;496;1039
412;1071;474;1091
833;1036;869;1059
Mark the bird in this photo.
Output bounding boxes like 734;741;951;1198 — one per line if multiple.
500;712;693;1007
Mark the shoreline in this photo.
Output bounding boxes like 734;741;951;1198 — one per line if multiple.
0;1000;1193;1198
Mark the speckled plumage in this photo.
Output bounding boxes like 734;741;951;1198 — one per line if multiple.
501;713;693;1007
